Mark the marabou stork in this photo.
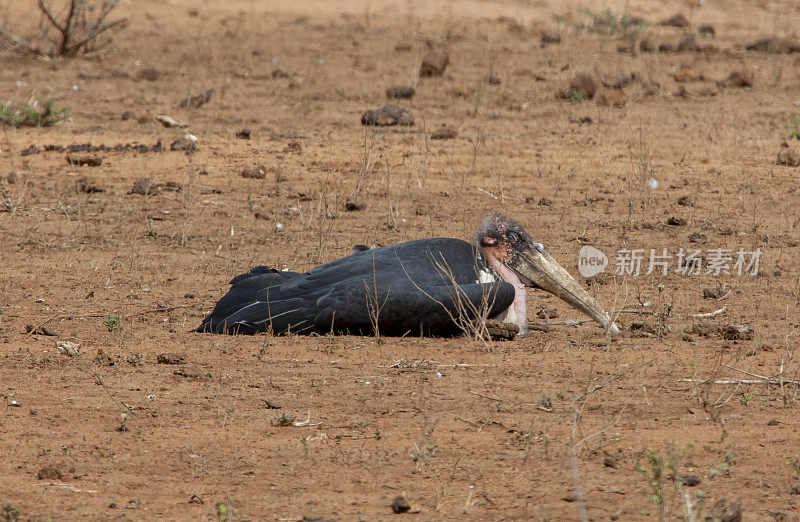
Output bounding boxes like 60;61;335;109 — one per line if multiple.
195;214;619;338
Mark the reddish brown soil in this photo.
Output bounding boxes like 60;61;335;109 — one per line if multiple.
1;1;800;520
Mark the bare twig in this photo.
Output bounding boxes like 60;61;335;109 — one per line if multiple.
689;306;727;319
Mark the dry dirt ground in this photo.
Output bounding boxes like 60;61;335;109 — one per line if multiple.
1;0;800;520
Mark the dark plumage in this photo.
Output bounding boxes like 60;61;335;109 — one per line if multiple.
196;214;619;338
195;238;513;336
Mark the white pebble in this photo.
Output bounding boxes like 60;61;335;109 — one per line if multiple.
647;177;658;190
275;222;284;230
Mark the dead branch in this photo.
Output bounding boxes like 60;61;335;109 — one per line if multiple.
689;306;727;319
2;1;126;57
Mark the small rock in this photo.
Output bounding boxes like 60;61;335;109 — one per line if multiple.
688;232;707;244
722;324;753;341
67;154;103;167
391;495;411;514
271;68;290;79
157;353;186;365
56;341;80;357
121;110;135;121
130;178;158;195
430;125;458;140
777;142;800;166
538;197;553;206
37;465;63;480
109;502;118;508
137;67;161;81
419;44;449;77
702;287;728;299
698;24;716;37
705;497;741;522
386;85;415;99
241;165;267;179
667;216;687;226
345;196;366;211
179;89;213;109
170;138;197;153
361;104;414;126
677;195;694;206
184;292;196;299
136;114;150;124
568;72;597;99
746;37;800;54
236;129;251;139
767;419;779;426
679;474;701;487
659;13;690;28
77;177;104;193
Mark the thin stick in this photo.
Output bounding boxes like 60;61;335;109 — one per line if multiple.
689;306;726;319
678;378;800;385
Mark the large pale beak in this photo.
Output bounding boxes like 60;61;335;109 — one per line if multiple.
508;246;620;335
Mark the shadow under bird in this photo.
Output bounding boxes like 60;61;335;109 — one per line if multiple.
195;214;619;338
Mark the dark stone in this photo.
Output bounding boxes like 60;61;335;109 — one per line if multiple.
722;324;753;341
236;129;251;139
361;104;414;126
391;495;411;514
37;465;63;480
386;85;415;99
77;177;104;193
170;139;197;153
667;216;687;226
705;497;742;522
345;196;366;211
679;474;701;487
130;178;158;195
157;353;186;365
430;125;458;140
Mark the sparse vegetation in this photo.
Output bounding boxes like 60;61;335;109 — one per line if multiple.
554;7;648;39
0;96;69;128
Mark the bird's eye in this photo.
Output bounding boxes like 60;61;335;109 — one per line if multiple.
507;231;519;244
